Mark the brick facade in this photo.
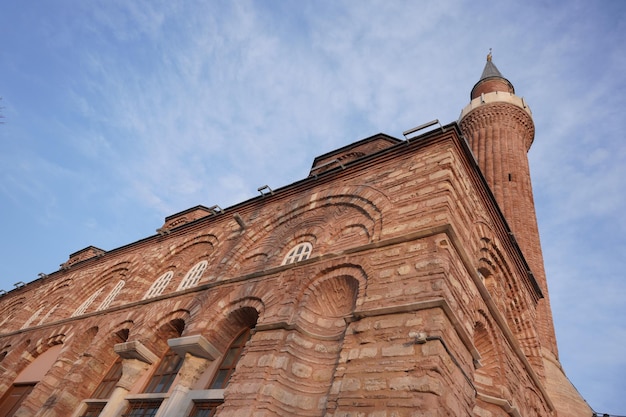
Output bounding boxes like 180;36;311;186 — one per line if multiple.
0;59;590;417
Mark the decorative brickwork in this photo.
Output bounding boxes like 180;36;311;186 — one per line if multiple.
0;59;591;416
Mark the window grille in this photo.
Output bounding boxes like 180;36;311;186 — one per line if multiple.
143;271;173;299
282;242;312;265
72;288;103;317
122;400;163;417
187;401;221;417
177;261;208;291
97;280;125;311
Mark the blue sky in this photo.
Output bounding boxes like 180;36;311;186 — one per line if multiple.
1;1;624;413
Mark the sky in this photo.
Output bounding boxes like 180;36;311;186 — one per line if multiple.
0;0;624;414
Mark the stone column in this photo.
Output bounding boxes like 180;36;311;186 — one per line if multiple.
97;341;158;417
156;335;219;417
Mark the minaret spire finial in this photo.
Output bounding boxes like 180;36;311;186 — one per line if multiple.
487;48;492;62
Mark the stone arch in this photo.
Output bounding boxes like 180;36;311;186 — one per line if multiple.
473;223;541;367
295;275;360;339
473;310;505;397
159;233;218;291
295;263;368;314
524;386;549;417
1;328;81;416
38;277;73;321
0;296;26;332
229;266;362;417
20;303;47;330
65;322;131;404
220;190;385;278
139;309;190;356
207;306;260;354
69;262;131;317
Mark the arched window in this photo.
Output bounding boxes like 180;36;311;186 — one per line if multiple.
144;349;183;393
0;344;63;415
92;357;123;399
144;271;174;299
187;327;253;417
37;304;59;326
78;357;123;416
282;242;312;265
72;288;104;317
209;327;252;389
177;261;208;291
20;306;45;329
97;280;125;311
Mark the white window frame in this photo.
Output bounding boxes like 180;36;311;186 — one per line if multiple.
143;271;174;299
97;280;125;311
177;261;208;291
72;288;104;317
38;304;58;325
282;242;312;265
21;306;45;329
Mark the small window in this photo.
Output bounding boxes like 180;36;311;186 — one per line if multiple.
282;242;312;265
79;403;106;417
21;306;45;329
209;328;252;389
123;400;162;417
188;401;221;417
177;261;208;291
144;271;174;299
144;350;183;393
72;288;104;317
38;304;59;325
97;280;125;311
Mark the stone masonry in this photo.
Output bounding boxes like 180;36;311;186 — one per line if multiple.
0;57;591;417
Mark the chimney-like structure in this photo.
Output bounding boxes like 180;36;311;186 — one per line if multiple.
459;53;592;416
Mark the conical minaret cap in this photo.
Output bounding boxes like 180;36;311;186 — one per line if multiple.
470;52;515;99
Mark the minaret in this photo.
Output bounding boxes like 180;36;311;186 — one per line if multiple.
460;54;594;416
459;53;558;358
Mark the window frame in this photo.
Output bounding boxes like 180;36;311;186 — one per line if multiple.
78;402;106;417
282;242;312;265
91;357;123;399
122;399;163;417
144;349;183;394
187;400;222;417
177;261;208;291
143;271;174;299
71;288;103;317
97;280;125;311
208;327;252;389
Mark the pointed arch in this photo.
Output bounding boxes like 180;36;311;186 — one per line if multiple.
473;310;505;396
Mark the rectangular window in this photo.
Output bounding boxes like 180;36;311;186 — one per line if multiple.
188;401;222;417
123;400;162;417
79;403;106;417
0;383;36;417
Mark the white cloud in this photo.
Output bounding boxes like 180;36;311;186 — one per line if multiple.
1;0;625;412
